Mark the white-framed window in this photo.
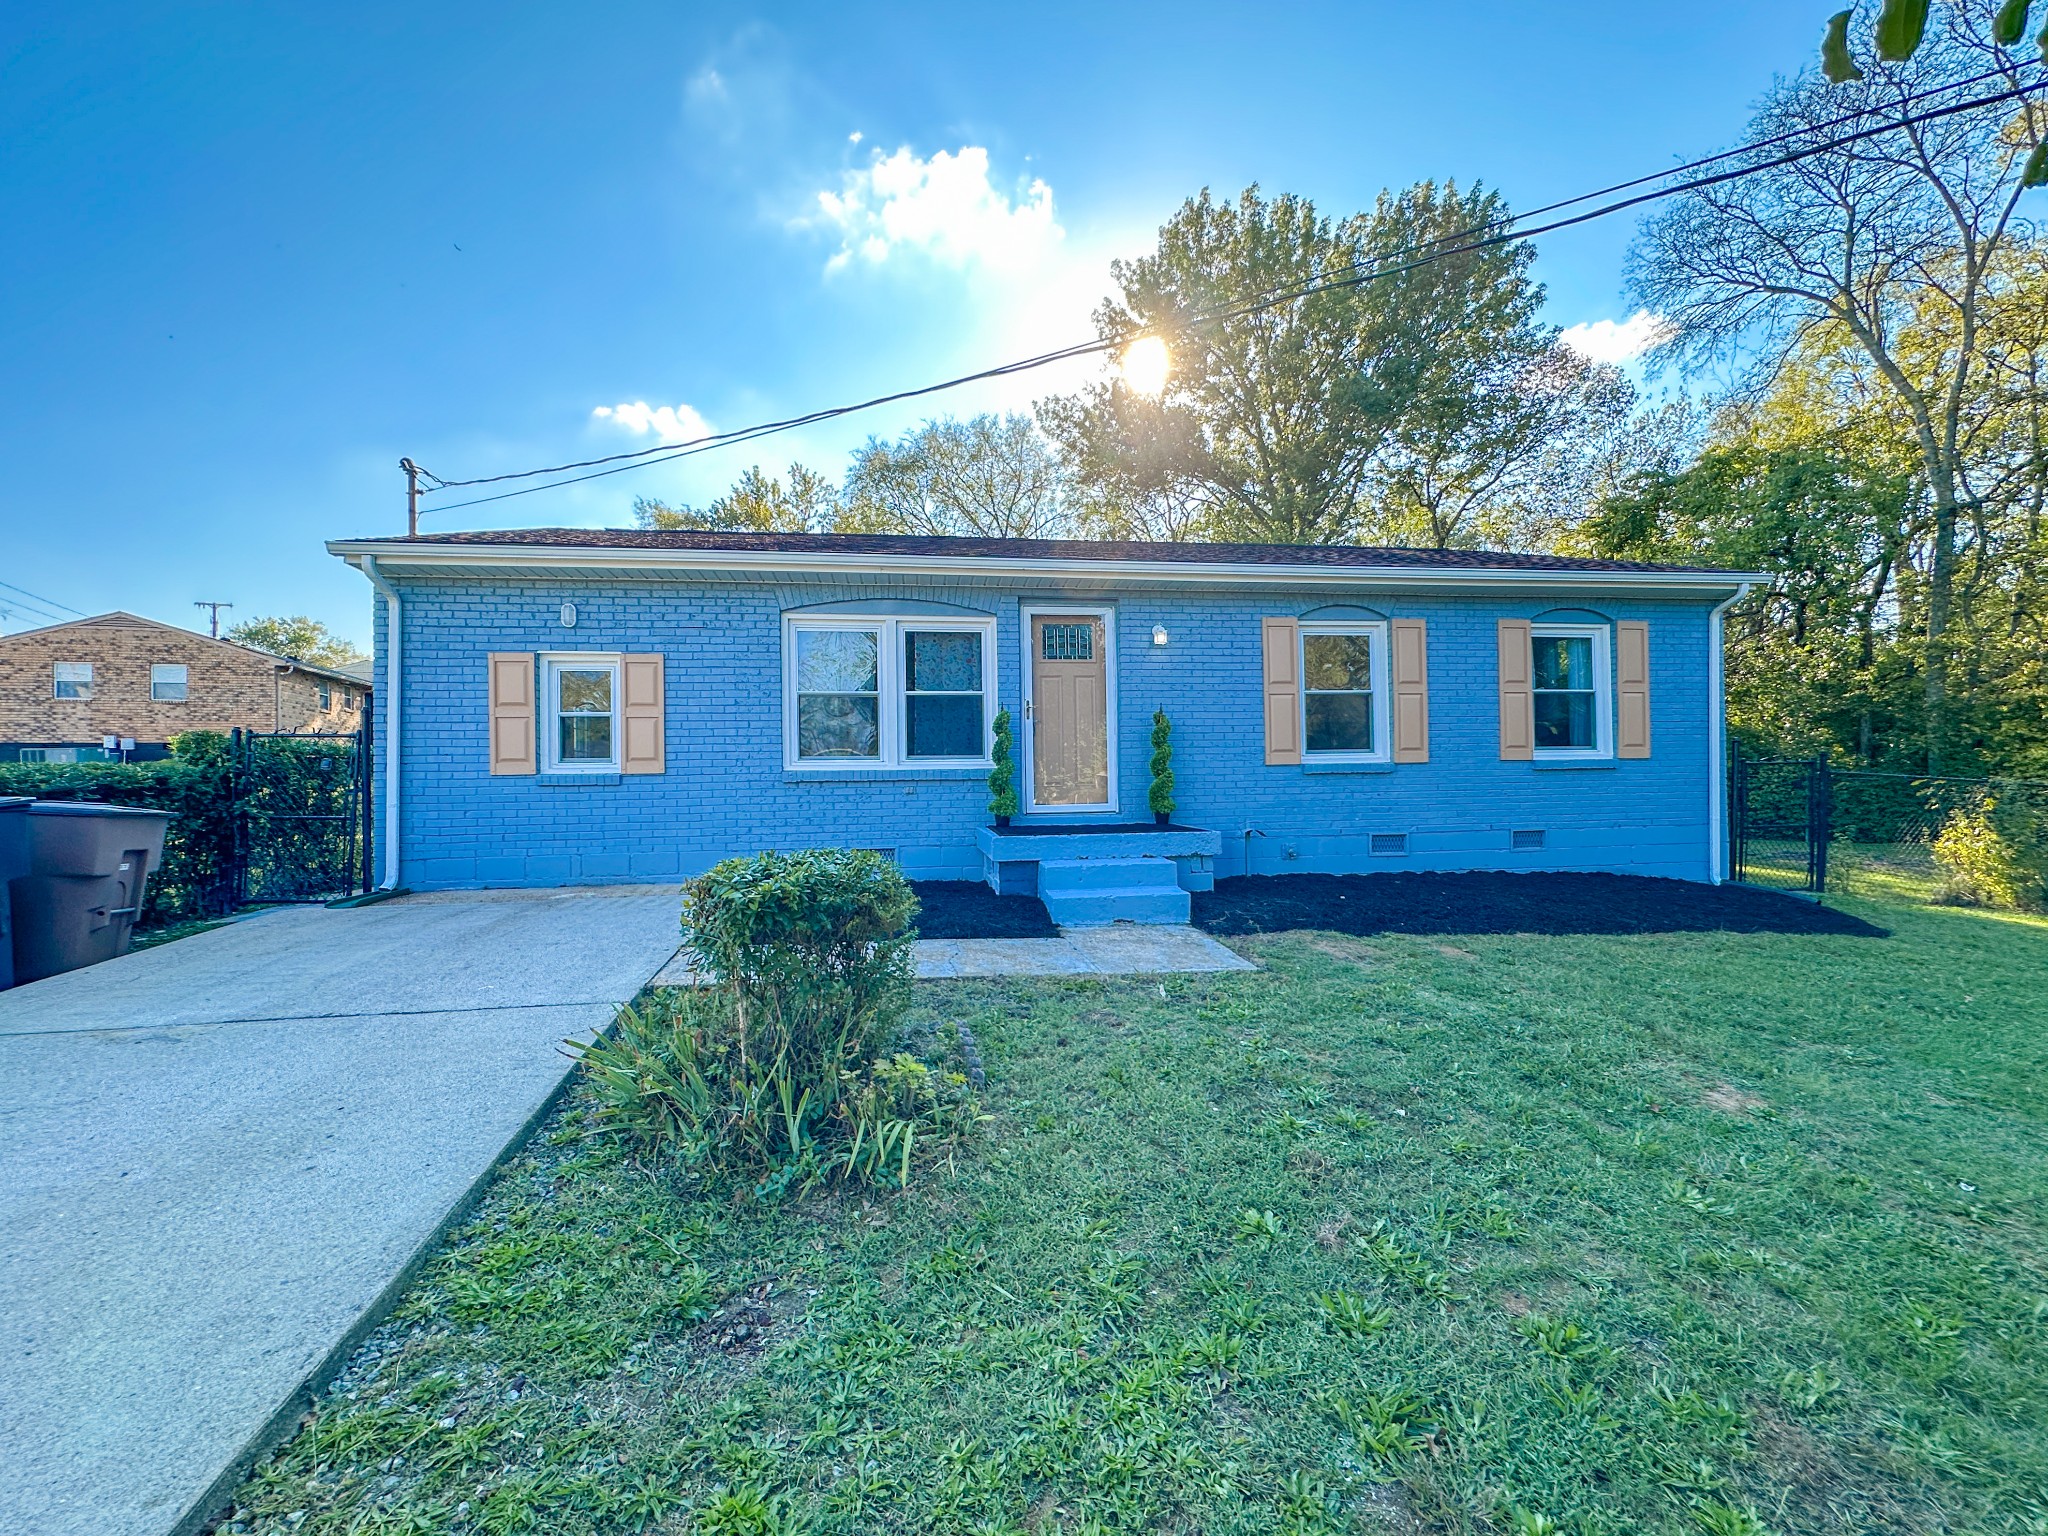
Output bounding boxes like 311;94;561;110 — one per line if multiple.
1530;623;1612;758
317;682;332;710
1299;621;1390;761
151;664;188;702
18;746;81;764
784;616;994;769
53;661;93;700
540;653;621;773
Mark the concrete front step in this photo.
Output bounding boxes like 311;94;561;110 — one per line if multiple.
1041;886;1192;926
1038;857;1190;925
1037;855;1176;892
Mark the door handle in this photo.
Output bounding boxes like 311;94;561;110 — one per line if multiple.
1023;700;1033;721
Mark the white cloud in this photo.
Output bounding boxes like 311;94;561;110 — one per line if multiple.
810;145;1062;272
1559;310;1676;365
591;401;714;444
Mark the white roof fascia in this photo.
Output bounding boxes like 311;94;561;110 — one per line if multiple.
328;540;1764;594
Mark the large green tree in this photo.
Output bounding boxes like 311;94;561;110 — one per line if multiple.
838;414;1070;537
224;615;366;668
1044;183;1572;547
1630;5;2046;768
1585;442;1918;763
634;463;839;534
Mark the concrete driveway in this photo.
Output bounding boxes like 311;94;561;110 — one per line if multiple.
0;886;684;1536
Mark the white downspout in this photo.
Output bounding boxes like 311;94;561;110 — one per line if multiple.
359;555;403;889
1705;582;1751;884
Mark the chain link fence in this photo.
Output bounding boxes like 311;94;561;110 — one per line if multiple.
1731;749;2048;904
1826;769;2048;903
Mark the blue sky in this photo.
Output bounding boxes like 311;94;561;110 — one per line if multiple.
0;1;1818;650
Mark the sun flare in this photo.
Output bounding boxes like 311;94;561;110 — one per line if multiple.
1120;334;1170;397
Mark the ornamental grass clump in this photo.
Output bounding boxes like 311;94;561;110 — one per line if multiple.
575;849;978;1194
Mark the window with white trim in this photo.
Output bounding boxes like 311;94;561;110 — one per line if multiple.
1530;624;1611;757
785;616;993;768
151;664;188;702
54;662;93;700
317;681;332;710
1299;622;1390;761
541;654;621;772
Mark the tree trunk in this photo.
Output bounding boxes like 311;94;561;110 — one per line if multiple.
1923;468;1958;775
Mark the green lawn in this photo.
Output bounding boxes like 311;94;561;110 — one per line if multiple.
220;892;2048;1536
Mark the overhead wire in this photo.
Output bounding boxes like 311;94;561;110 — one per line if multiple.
0;578;83;624
415;69;2046;518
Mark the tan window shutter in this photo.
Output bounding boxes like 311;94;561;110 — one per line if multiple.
487;652;536;775
621;653;666;774
1261;617;1301;765
1616;621;1651;758
1497;620;1534;760
1389;619;1429;764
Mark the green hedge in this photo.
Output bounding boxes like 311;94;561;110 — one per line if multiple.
0;733;237;922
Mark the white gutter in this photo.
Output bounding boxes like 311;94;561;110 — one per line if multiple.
329;539;1766;595
1705;583;1752;884
358;555;403;890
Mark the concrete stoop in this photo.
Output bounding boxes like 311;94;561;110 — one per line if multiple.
1037;855;1190;926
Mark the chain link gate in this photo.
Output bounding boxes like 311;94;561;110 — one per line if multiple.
1729;752;1830;894
232;726;371;904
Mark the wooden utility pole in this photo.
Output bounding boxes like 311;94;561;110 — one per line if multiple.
193;600;233;638
400;457;422;537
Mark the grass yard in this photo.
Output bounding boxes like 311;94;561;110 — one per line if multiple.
220;892;2048;1536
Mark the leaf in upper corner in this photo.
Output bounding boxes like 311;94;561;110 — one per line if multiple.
1874;0;1931;61
1993;0;2032;47
1823;10;1866;82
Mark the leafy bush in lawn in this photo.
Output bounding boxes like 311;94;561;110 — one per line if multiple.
1932;800;2046;911
575;849;975;1193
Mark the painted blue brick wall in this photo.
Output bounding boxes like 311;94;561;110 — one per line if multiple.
369;571;1722;888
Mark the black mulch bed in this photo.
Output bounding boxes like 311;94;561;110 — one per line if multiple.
1190;871;1888;939
911;881;1060;940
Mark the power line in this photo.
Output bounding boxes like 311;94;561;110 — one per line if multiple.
414;71;2046;518
416;62;2030;502
0;577;85;620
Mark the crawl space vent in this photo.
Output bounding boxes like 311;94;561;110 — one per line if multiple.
1369;832;1408;857
1512;829;1546;851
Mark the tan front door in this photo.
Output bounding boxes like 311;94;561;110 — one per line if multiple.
1029;613;1110;807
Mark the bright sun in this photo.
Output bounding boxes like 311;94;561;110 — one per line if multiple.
1120;334;1170;397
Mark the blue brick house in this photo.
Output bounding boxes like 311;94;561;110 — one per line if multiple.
330;530;1757;922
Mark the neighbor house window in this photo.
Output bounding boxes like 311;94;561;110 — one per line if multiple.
1530;624;1611;757
317;682;332;710
151;664;188;702
17;747;80;764
785;616;992;769
54;662;92;700
1299;622;1390;761
541;654;620;772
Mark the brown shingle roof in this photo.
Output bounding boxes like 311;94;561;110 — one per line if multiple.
347;528;1739;576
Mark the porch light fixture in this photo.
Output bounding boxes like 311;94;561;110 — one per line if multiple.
1152;625;1169;646
559;602;578;628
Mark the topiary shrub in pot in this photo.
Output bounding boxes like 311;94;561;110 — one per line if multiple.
987;708;1020;827
1149;708;1176;826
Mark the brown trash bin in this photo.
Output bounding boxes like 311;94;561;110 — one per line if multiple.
0;797;30;990
9;802;173;985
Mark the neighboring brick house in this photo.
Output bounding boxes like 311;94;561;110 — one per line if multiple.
0;612;371;762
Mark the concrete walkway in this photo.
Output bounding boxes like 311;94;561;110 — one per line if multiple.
0;886;684;1536
914;923;1256;978
649;922;1256;986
